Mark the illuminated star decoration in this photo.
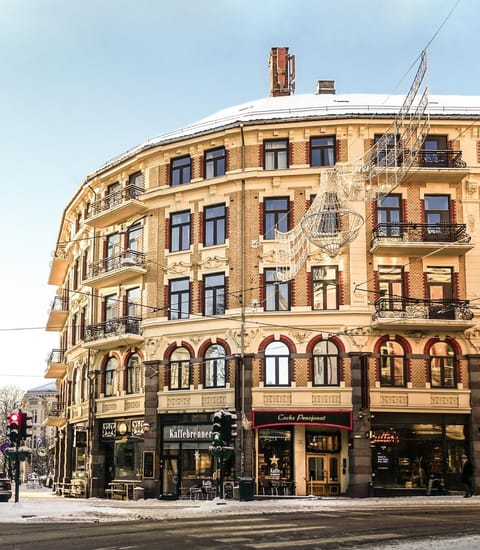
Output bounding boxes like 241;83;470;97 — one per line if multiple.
270;454;279;467
194;450;200;461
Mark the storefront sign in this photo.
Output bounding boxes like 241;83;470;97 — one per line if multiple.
252;410;352;430
163;424;213;441
102;421;116;439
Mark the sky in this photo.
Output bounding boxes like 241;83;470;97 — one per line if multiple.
0;0;478;393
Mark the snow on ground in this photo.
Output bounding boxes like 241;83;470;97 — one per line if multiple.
3;487;480;549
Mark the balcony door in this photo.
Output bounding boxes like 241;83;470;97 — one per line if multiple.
424;195;450;241
427;266;454;319
422;135;448;167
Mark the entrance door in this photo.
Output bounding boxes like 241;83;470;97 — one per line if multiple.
161;456;180;499
306;454;340;496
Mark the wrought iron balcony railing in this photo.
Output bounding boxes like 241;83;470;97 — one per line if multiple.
88;249;146;278
371;222;471;245
49;293;69;312
417;149;466;168
85;316;142;342
373;297;474;322
47;349;66;364
48;402;67;418
86;184;144;219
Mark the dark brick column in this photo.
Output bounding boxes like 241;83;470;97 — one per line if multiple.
143;360;160;498
467;354;480;495
237;354;254;477
347;352;372;498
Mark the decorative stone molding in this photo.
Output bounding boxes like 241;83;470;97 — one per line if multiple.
466;327;480;352
145;337;162;360
312;393;341;404
167;396;190;407
264;394;291;404
199;255;228;269
380;394;408;406
431;395;458;407
345;327;371;351
228;328;259;348
164;260;192;275
290;330;309;344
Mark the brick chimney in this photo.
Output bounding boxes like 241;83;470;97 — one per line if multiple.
316;80;336;94
269;47;295;97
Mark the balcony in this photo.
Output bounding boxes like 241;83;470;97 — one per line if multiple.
83;316;143;350
48;245;69;286
370;222;473;256
83;249;147;288
46;293;69;332
45;349;67;378
405;149;469;183
85;184;147;228
44;402;67;427
372;297;475;331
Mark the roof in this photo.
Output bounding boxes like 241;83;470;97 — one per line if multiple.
89;92;480;180
25;381;57;394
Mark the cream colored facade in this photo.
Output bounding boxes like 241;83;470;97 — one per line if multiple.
45;52;480;499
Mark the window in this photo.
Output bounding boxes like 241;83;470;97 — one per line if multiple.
204;273;225;316
310;136;336;166
204;344;226;388
106;232;121;271
265;268;289;311
205;147;226;179
125;287;141;333
169;278;190;320
204;204;226;246
264;341;290;386
424;195;450;241
128;171;143;197
171;155;191;186
427;266;454;319
170;211;191;252
104;295;118;332
264;197;289;239
79;306;86;341
127;224;143;252
312;340;340;386
421;135;448;167
373;134;400;168
312;266;338;310
430;341;455;388
264;139;288;170
378;265;404;310
379;340;406;386
106;182;121;209
169;347;190;390
105;357;118;397
126;353;141;394
376;194;402;237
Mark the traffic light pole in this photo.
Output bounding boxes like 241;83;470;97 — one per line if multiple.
14;446;20;503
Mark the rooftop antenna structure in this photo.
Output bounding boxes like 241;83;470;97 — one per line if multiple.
275;50;429;282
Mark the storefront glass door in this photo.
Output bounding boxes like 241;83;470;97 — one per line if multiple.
161;456;179;498
306;454;339;496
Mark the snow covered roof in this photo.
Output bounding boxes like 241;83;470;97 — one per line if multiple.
90;93;480;179
25;381;57;394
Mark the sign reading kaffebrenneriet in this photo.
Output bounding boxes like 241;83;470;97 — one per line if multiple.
163;424;213;441
252;410;352;430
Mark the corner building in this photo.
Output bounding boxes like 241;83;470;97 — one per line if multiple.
45;48;480;498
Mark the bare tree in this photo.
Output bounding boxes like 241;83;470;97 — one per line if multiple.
0;385;25;437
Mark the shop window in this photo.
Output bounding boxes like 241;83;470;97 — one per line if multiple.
264;268;290;311
429;341;456;388
204;203;226;246
310;136;335;167
204;343;226;388
379;340;406;387
264;341;290;386
169;347;191;390
115;437;144;480
170;211;191;252
306;432;341;453
104;357;118;397
258;427;293;487
312;340;339;386
126;353;142;394
204;147;226;179
312;266;338;310
171;155;191;186
264;197;289;239
264;139;288;170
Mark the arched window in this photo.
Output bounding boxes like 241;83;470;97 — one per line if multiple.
312;340;340;386
430;341;455;388
126;353;142;394
204;344;226;388
264;341;290;386
170;347;190;390
379;340;406;387
105;357;118;397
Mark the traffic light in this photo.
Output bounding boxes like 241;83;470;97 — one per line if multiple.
211;410;224;446
20;412;33;440
7;411;20;444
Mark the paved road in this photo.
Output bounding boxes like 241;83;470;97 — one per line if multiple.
1;504;480;549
